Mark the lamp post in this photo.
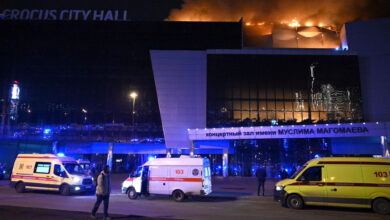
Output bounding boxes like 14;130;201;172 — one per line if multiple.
130;92;138;138
81;108;87;124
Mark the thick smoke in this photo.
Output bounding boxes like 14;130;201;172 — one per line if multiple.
168;0;390;26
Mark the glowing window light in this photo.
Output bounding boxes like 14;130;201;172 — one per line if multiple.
11;83;20;100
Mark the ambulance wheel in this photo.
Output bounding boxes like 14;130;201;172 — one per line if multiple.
373;198;390;215
172;190;185;202
127;188;138;200
60;184;70;196
287;194;304;210
15;182;25;193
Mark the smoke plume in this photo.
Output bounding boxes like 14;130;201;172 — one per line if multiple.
168;0;390;27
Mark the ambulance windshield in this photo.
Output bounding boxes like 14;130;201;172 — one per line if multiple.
131;167;142;177
289;165;306;179
64;163;86;175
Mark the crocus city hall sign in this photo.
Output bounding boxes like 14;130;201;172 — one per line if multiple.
0;9;128;21
188;122;390;140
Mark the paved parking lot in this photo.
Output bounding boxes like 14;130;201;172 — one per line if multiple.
0;175;388;220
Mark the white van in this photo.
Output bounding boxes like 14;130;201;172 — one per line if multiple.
121;156;212;201
11;153;94;195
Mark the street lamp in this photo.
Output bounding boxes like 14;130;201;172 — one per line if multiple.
129;92;138;139
81;108;87;124
129;92;138;126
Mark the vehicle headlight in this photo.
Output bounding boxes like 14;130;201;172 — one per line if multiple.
72;176;82;183
275;185;285;191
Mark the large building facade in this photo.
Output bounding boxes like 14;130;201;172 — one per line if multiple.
1;1;390;176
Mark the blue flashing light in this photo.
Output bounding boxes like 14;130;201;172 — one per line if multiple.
57;153;65;157
148;155;155;162
314;154;320;158
334;47;341;51
217;165;222;169
43;128;52;134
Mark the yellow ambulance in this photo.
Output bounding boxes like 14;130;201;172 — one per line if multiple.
274;157;390;214
11;153;94;195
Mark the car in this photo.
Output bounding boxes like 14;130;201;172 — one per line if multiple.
274;157;390;214
10;153;95;195
122;156;212;202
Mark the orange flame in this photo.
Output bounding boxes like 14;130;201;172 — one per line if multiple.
288;19;300;27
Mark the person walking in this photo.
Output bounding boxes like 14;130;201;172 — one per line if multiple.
91;165;111;220
255;165;267;196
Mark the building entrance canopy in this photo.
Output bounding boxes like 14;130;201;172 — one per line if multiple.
188;122;390;140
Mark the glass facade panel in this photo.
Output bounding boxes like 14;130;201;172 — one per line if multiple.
233;88;240;99
207;54;363;127
233;101;241;110
250;88;257;99
242;101;250;110
276;112;285;120
259;101;267;111
276;102;284;110
241;88;250;99
285;102;293;111
267;85;275;99
268;111;276;120
276;89;284;100
285;112;293;120
258;88;266;99
250;101;258;111
250;112;258;120
259;112;267;120
242;111;250;120
268;101;276;110
233;111;241;120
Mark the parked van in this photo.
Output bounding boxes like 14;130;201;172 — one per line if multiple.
11;153;94;195
274;157;390;214
121;156;212;201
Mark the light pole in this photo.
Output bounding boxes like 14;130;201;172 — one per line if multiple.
81;108;87;124
130;92;138;130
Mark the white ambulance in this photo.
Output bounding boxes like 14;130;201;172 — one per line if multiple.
11;153;94;195
121;156;212;202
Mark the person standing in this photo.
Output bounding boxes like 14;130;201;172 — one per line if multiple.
91;165;111;220
255;165;267;196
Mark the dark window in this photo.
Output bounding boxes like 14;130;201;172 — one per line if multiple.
34;162;51;174
299;166;322;181
53;164;66;177
207;54;363;127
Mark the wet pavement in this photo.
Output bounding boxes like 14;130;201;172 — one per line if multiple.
0;175;388;220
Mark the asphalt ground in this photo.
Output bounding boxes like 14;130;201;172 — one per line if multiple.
0;175;388;220
0;205;166;220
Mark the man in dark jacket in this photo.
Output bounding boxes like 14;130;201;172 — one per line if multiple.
255;166;267;196
91;165;111;220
